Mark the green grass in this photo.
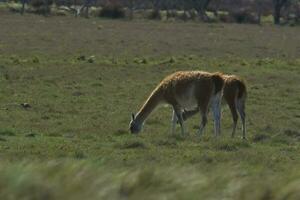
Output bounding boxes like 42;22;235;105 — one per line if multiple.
0;12;299;199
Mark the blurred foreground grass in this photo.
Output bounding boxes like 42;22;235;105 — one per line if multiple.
0;160;299;200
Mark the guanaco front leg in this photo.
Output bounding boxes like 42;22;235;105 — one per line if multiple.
173;106;186;136
211;92;222;136
171;110;178;135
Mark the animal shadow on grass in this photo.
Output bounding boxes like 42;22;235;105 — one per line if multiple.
0;129;16;137
252;133;271;143
24;132;38;138
284;129;300;139
45;132;63;137
271;132;298;145
155;138;178;148
114;129;128;136
168;133;187;141
119;139;147;149
212;139;251;152
74;150;86;159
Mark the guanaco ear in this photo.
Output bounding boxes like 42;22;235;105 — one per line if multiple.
131;113;135;120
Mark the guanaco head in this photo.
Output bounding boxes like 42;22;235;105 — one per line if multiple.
129;113;143;134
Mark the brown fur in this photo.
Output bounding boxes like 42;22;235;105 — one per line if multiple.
223;75;247;138
182;74;247;138
137;71;224;120
223;75;247;101
212;73;225;94
157;71;224;106
130;71;225;135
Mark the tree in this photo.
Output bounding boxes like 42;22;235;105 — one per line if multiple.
20;0;28;15
127;0;134;19
150;0;161;12
125;0;143;20
254;0;272;24
273;0;289;24
78;0;97;18
191;0;212;21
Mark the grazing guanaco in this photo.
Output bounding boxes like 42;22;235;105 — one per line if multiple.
181;74;247;139
129;71;225;136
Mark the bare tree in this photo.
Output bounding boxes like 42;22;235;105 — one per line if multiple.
273;0;289;24
21;0;28;15
254;0;272;24
127;0;134;19
191;0;212;21
78;0;96;17
125;0;143;19
150;0;161;12
208;0;221;17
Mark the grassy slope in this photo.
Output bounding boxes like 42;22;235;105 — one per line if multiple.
0;12;299;199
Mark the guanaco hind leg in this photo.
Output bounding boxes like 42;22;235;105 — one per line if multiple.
228;100;238;138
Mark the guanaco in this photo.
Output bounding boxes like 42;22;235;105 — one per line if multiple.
181;74;247;139
129;71;225;136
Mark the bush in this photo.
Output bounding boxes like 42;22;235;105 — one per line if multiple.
98;4;125;19
189;10;198;20
166;10;177;19
7;2;22;13
178;10;198;21
30;0;53;8
30;0;53;15
218;13;234;23
148;9;162;20
179;12;190;21
89;6;101;17
230;10;258;24
52;9;68;16
32;6;51;15
54;0;67;7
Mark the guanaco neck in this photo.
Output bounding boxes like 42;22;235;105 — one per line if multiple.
135;88;163;124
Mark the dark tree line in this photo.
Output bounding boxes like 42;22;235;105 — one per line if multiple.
16;0;300;24
273;0;289;24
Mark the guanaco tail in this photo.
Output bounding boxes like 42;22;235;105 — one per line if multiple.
129;71;225;136
182;74;247;139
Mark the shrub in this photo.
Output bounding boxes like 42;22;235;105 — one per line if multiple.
218;13;234;23
0;129;16;136
230;10;258;24
148;9;162;20
30;0;53;15
54;0;67;7
33;6;51;15
30;0;53;8
179;10;198;21
189;10;198;20
179;12;190;21
119;139;146;149
7;2;22;13
89;6;101;17
98;4;125;19
166;10;177;19
52;9;68;16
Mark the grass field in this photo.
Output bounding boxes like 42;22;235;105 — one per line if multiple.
0;12;300;200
